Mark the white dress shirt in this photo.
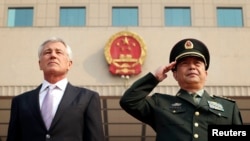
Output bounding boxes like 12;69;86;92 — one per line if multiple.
39;78;68;117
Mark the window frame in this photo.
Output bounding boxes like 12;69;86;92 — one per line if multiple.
112;7;139;27
164;7;191;27
7;7;34;27
216;7;243;27
59;6;86;27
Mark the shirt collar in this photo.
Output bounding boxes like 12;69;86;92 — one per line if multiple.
40;78;68;93
187;89;204;97
196;89;204;97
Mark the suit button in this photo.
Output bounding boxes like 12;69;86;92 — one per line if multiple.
194;122;199;127
46;134;50;139
195;111;200;116
194;133;199;138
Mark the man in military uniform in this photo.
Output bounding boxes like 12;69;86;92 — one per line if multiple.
120;38;243;141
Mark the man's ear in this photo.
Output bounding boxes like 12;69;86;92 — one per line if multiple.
67;60;73;70
173;71;178;81
39;60;42;70
205;70;208;81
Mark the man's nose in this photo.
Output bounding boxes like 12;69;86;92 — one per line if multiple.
189;63;196;69
50;51;57;58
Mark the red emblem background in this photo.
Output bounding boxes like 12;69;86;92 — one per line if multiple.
104;31;147;77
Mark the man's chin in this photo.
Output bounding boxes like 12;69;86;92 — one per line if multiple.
186;79;200;84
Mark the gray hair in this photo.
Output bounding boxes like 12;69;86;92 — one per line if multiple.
38;37;73;60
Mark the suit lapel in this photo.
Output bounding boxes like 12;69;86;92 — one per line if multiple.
198;91;212;110
177;89;195;105
177;90;225;113
177;89;214;108
50;83;80;129
200;92;225;112
27;84;46;128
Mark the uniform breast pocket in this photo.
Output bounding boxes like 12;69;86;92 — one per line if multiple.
169;107;186;114
207;109;230;124
156;107;187;126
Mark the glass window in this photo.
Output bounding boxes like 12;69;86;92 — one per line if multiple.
217;7;243;27
165;7;191;26
8;7;33;27
60;7;86;26
112;7;138;26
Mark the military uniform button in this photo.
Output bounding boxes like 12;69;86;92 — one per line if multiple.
195;111;200;116
194;122;199;127
46;134;50;139
194;133;199;138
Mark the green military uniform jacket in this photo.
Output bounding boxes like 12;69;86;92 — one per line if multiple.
120;73;243;141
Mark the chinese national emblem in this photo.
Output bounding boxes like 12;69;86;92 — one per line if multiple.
104;31;147;78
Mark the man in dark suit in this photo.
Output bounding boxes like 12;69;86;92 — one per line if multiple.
7;37;104;141
120;38;243;141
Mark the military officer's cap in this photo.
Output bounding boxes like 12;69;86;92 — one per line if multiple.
169;38;210;70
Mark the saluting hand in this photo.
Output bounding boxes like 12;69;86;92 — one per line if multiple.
153;61;176;82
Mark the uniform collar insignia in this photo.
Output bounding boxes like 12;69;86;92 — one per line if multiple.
171;102;182;107
207;100;224;111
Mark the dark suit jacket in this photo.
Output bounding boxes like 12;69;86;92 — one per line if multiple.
120;73;243;141
7;83;104;141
